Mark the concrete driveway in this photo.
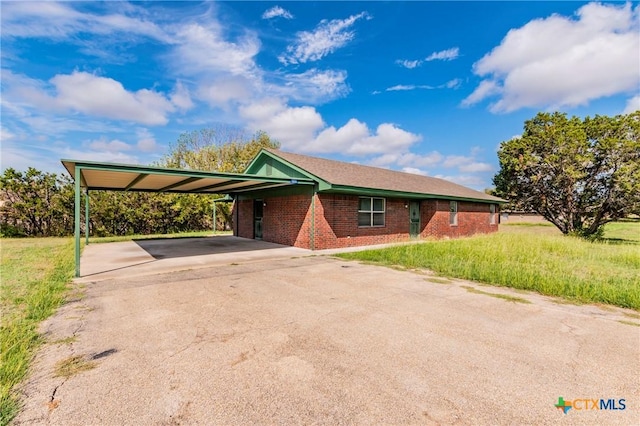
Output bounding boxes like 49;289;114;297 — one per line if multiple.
15;238;640;425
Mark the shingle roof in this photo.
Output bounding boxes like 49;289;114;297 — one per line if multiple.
266;149;504;203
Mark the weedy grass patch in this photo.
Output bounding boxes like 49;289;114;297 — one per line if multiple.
1;238;75;425
337;221;640;310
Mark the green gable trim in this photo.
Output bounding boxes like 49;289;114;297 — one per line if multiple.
323;185;506;204
245;150;330;188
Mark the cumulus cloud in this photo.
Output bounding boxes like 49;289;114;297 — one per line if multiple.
262;6;293;20
623;94;640;114
239;98;420;156
278;12;370;65
2;70;178;126
171;22;261;78
88;137;132;152
425;47;460;61
463;2;640;112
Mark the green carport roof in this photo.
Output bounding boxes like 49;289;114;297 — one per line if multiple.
62;159;315;194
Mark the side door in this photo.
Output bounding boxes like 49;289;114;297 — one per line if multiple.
254;199;263;239
409;200;420;238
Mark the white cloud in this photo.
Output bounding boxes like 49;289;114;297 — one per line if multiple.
170;81;194;111
386;84;434;92
383;80;461;93
136;128;158;152
396;59;422;69
623;95;640;114
172;22;261;78
240;99;420;156
2;70;176;126
0;126;16;143
279;69;350;103
88;137;132;152
402;167;428;176
434;174;486;188
461;80;501;107
47;71;176;125
278;12;370;65
1;1;171;42
262;6;293;20
459;162;494;173
239;98;325;144
464;2;640;112
425;47;460;61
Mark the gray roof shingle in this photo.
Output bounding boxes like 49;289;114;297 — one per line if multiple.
266;149;504;203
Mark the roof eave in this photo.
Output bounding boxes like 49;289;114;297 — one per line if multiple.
323;184;507;203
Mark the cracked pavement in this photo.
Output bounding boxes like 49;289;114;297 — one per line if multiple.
13;239;640;425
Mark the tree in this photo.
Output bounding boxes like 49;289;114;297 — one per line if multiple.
494;111;640;237
0;168;75;236
160;127;280;230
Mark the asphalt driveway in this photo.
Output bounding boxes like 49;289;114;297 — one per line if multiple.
15;239;640;425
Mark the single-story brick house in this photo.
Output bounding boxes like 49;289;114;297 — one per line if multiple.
233;149;505;250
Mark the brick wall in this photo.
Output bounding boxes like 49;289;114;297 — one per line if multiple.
313;194;411;249
235;194;498;249
262;194;312;248
234;199;255;239
420;200;497;239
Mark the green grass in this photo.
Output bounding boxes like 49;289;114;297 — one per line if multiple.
337;222;640;310
0;229;222;425
603;220;640;244
0;238;75;425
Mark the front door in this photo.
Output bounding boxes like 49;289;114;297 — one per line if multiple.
254;199;263;239
409;201;420;238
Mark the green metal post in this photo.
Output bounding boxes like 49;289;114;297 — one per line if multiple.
85;189;90;245
212;199;216;234
74;166;81;277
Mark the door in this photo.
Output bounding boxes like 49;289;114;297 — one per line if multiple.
409;200;420;238
253;199;263;240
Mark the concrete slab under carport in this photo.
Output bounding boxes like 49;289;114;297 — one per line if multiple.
78;235;311;281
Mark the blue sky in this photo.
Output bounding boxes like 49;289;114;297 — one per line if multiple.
1;1;638;189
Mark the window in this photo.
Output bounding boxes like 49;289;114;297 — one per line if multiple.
489;204;496;225
358;197;385;227
449;201;458;226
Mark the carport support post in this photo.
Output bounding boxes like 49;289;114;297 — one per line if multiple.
74;165;81;277
212;198;216;234
85;189;90;245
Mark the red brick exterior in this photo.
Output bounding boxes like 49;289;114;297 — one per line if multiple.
420;200;498;239
234;194;498;249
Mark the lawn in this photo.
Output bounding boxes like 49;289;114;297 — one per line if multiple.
0;238;74;425
337;221;640;310
0;230;219;426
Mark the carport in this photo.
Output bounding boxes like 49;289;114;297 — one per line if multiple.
62;159;314;277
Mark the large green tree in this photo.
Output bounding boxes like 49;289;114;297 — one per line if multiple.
494;111;640;236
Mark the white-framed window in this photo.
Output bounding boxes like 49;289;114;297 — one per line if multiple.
449;201;458;226
358;197;385;227
489;204;496;225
